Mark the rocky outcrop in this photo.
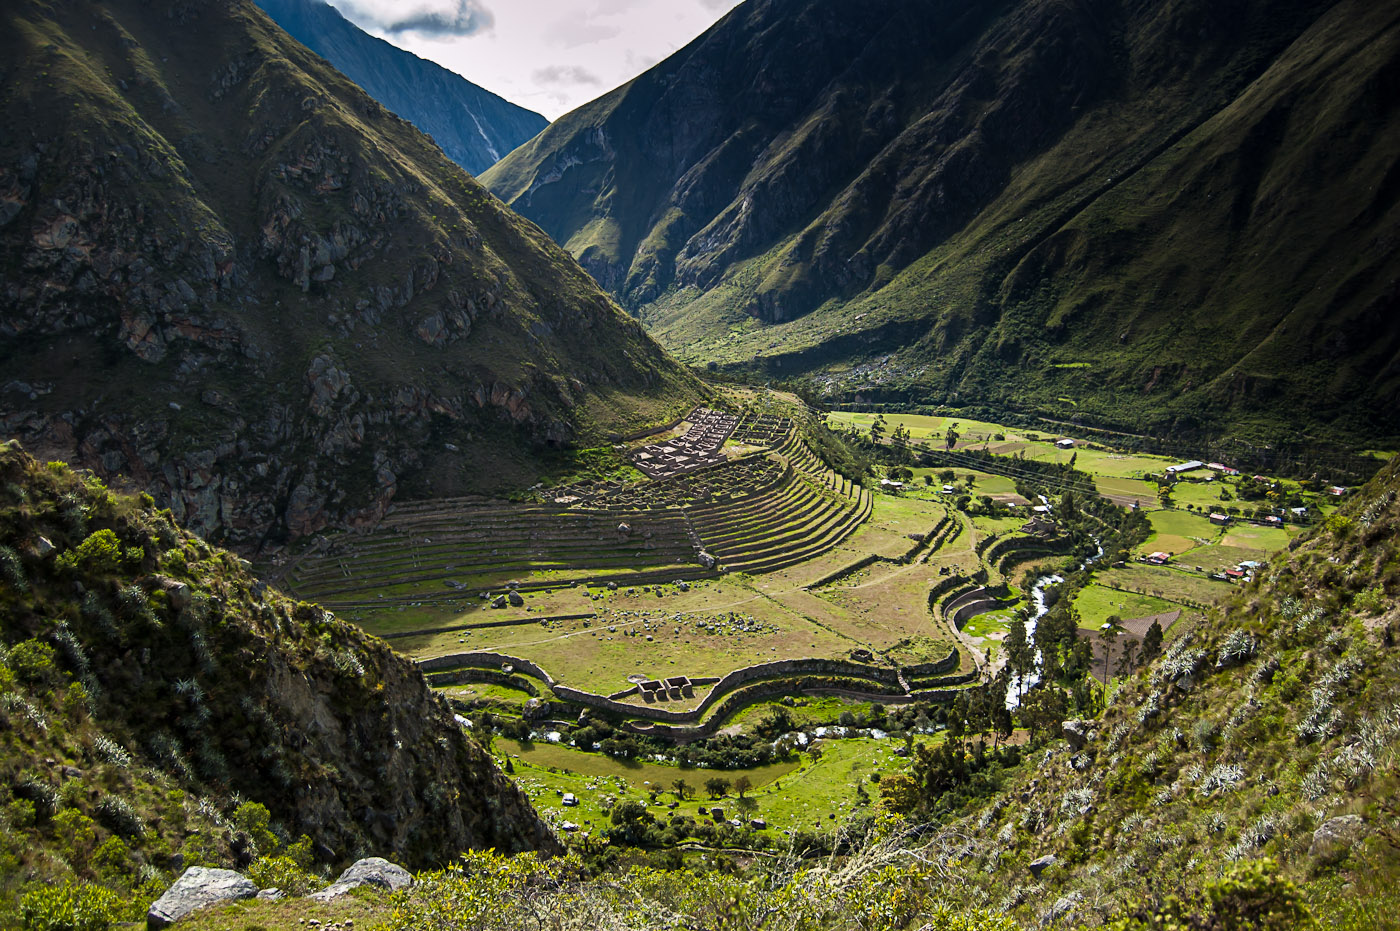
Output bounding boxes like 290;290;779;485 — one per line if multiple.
0;0;699;551
309;857;413;901
147;867;257;928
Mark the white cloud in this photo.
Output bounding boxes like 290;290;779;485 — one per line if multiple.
328;0;493;37
330;0;746;120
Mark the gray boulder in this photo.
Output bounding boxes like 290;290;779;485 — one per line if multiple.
490;594;507;609
508;591;524;607
1309;814;1364;861
309;856;413;901
147;867;257;928
1028;854;1057;878
1062;719;1093;750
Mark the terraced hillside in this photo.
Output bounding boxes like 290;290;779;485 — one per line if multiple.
280;421;869;611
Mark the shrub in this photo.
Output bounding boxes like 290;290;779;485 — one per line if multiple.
231;802;279;857
9;640;57;685
55;530;141;575
19;882;126;931
91;836;131;883
247;855;322;895
95;797;144;840
0;545;27;592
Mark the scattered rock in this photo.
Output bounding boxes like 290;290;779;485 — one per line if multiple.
491;594;507;609
698;551;716;570
1028;854;1057;878
165;581;192;610
33;535;55;558
147;867;257;928
1309;815;1364;861
309;857;413;902
256;887;284;901
508;591;524;607
1062;719;1093;750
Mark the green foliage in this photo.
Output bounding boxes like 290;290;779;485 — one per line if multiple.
9;640;57;686
19;883;126;931
231;801;279;858
1097;860;1314;930
54;530;141;575
247;854;322;895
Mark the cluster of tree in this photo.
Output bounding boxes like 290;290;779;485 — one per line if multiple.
804;418;874;483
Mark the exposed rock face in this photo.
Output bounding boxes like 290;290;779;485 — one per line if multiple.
254;0;547;175
147;867;257;929
309;856;414;901
0;0;698;550
484;0;1400;443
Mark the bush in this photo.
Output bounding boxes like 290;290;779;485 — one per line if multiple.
55;530;141;575
20;883;126;931
9;640;57;685
247;854;322;895
95;797;144;840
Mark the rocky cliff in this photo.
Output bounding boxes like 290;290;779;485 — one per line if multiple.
484;0;1400;444
0;0;700;550
254;0;547;175
0;441;559;879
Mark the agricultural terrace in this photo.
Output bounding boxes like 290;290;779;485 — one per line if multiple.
269;397;1315;838
822;409;1339;676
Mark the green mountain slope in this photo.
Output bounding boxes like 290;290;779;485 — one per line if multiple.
483;0;1400;445
0;441;557;916
0;0;701;549
914;456;1400;926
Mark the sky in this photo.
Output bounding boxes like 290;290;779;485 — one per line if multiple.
323;0;746;120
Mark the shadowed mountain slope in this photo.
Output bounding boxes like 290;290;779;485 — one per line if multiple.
0;0;701;549
484;0;1400;445
0;442;559;890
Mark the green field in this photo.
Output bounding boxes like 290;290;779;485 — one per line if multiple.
1092;565;1236;607
1138;509;1220;555
495;735;908;837
1073;584;1181;630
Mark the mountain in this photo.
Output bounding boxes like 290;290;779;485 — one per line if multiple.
253;0;547;175
0;0;701;549
482;0;1400;445
0;441;557;899
913;452;1400;926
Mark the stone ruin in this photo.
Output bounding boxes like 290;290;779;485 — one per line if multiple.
631;407;739;480
639;675;695;702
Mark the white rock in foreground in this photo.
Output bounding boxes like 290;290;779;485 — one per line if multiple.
147;867;256;928
309;856;414;901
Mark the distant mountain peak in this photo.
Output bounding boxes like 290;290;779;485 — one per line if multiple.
255;0;546;174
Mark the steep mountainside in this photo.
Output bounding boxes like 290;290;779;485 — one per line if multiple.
254;0;547;175
0;441;558;901
0;0;700;549
920;456;1400;926
483;0;1400;444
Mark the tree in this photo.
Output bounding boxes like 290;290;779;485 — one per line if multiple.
735;796;758;817
703;777;731;799
945;424;960;449
1100;616;1121;683
1020;686;1068;744
671;778;691;800
1141;619;1164;663
869;415;886;446
1116;639;1139;677
1006;617;1033;699
732;776;753;798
